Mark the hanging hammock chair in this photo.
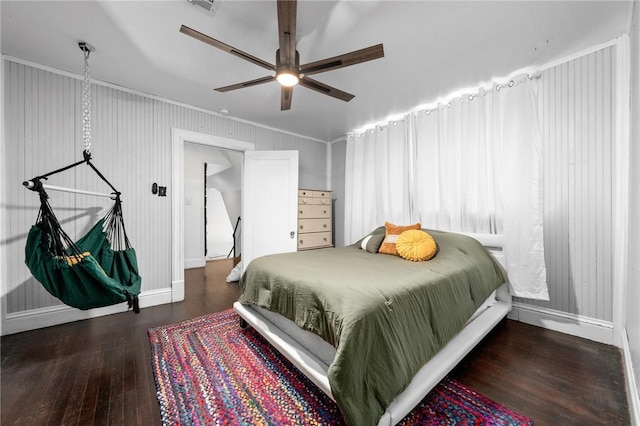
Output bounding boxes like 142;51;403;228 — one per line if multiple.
24;157;141;313
23;41;141;313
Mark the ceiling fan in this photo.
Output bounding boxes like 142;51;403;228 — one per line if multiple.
180;0;384;110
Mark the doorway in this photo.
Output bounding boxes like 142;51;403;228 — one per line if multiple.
171;129;254;303
203;149;243;259
184;143;243;266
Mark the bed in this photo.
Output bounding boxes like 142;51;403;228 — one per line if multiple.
233;228;511;426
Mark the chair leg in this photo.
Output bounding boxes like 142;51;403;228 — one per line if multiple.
240;318;248;329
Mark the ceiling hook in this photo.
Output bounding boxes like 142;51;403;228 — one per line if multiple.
78;41;95;56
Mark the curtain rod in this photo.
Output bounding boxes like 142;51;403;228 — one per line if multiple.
419;71;541;116
350;71;541;136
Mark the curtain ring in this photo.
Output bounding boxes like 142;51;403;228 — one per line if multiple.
508;80;515;87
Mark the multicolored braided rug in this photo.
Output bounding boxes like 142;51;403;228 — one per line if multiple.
148;309;533;425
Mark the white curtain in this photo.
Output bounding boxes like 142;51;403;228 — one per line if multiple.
345;77;549;300
412;92;498;234
494;79;548;300
345;118;413;243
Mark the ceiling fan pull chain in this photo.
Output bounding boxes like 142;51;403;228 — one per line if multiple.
79;42;94;156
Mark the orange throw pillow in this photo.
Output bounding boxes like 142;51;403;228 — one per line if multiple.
378;221;421;255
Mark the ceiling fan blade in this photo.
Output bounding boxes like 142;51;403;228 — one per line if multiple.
300;44;384;76
281;86;293;111
277;0;297;67
215;76;276;92
180;25;275;71
299;76;354;102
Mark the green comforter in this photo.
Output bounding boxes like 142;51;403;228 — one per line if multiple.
239;230;507;425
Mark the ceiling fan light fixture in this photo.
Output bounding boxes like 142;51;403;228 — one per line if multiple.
276;69;299;87
180;1;384;110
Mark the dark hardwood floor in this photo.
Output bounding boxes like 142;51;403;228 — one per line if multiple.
1;258;630;425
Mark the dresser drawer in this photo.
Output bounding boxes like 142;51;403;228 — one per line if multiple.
298;218;331;233
312;190;331;199
298;204;331;219
311;197;331;205
298;231;332;250
299;196;314;205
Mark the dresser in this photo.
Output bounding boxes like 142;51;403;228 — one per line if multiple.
297;189;333;250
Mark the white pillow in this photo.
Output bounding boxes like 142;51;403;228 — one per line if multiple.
361;235;373;251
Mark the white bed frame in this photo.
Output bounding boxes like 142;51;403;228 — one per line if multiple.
233;234;512;426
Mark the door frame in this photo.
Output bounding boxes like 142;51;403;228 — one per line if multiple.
171;128;254;302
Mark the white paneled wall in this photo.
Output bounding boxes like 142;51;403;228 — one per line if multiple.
2;60;327;323
514;46;616;322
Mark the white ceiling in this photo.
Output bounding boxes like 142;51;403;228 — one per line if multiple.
1;0;632;142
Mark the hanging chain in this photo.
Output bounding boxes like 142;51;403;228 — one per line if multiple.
81;46;92;155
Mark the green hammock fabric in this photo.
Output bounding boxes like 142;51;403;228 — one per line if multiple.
24;186;141;312
25;223;139;310
75;218;141;292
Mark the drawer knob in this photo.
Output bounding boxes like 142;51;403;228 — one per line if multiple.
323;210;327;214
300;210;303;214
300;225;304;230
323;224;327;228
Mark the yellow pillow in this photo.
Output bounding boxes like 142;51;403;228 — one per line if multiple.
60;252;91;266
396;230;437;261
378;221;421;255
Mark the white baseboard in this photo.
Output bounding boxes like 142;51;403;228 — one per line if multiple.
184;257;206;269
622;329;640;425
2;288;173;335
509;302;614;345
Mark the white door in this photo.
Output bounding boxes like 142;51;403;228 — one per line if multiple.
242;150;299;270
